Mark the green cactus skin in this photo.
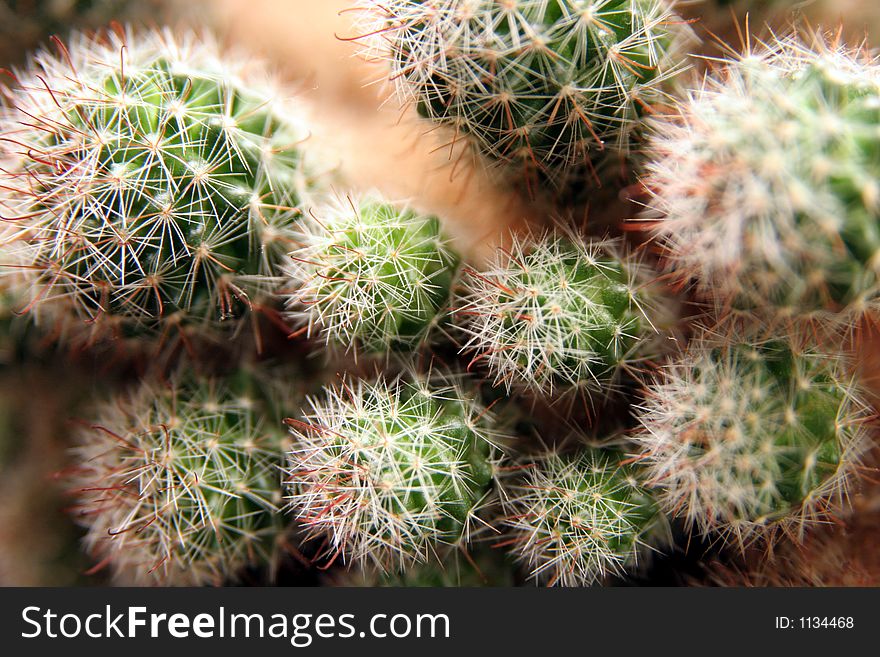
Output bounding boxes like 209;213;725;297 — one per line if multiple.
283;193;459;353
0;28;326;349
640;35;880;326
285;370;503;571
499;445;666;586
455;230;662;398
67;371;297;585
362;0;693;186
633;333;872;547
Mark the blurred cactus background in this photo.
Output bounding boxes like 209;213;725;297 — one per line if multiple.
0;0;878;587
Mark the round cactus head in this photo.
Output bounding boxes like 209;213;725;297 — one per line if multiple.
499;444;665;586
283;192;459;353
360;0;693;186
0;28;326;348
640;34;880;327
455;230;665;399
285;369;502;570
67;371;296;585
633;331;873;547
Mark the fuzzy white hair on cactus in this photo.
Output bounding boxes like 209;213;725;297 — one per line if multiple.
498;443;667;586
455;228;667;400
632;330;873;548
67;372;295;586
353;0;695;186
284;368;503;571
282;192;459;354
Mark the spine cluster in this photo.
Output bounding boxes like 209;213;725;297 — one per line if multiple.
641;36;880;327
285;370;500;570
498;444;666;586
455;231;662;399
283;193;459;353
359;0;693;186
632;333;872;546
68;372;294;585
0;28;326;349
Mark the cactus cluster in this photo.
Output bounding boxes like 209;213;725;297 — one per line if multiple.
641;35;880;326
283;193;459;353
0;28;325;349
285;371;501;570
1;1;879;591
68;372;295;585
360;0;693;186
455;231;661;399
619;30;880;571
633;334;872;546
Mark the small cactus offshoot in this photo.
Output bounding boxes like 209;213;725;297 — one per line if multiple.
285;370;502;570
455;231;662;399
67;372;294;585
498;444;665;586
283;193;459;353
632;333;873;547
360;0;693;186
640;34;880;326
0;28;325;348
